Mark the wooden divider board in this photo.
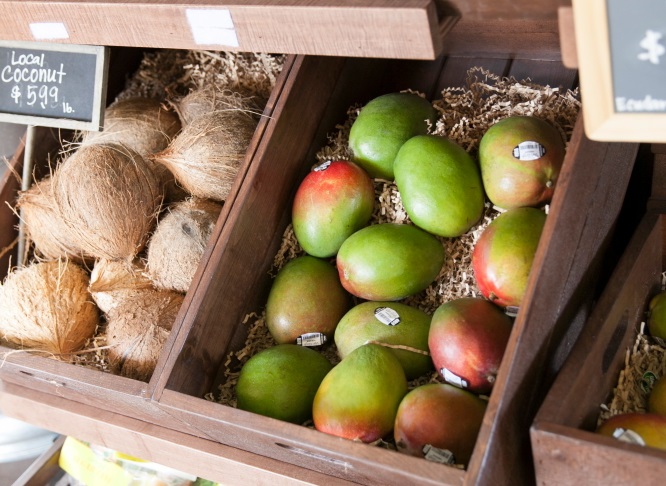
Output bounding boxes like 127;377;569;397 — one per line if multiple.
0;0;458;60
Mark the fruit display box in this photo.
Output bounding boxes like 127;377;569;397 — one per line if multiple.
530;200;666;484
0;46;299;430
0;23;640;486
148;46;639;486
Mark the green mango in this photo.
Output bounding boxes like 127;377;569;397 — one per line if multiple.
336;223;445;301
479;116;565;210
236;344;333;424
334;301;433;380
348;92;437;180
472;207;546;308
394;134;485;237
313;343;407;442
648;291;666;341
266;256;350;344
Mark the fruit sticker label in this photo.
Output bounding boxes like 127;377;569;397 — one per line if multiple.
512;141;546;161
374;306;401;326
505;306;520;317
296;332;327;347
612;427;646;446
441;368;469;389
422;444;456;465
313;160;331;172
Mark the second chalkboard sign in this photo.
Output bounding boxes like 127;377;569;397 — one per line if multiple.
573;0;666;142
0;41;108;131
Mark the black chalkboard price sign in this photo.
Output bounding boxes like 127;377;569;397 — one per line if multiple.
573;0;666;142
0;41;108;131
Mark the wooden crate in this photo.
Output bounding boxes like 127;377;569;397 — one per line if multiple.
149;41;639;486
0;18;641;486
530;208;666;485
0;47;303;429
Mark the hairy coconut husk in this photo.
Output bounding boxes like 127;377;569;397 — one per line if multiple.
81;97;181;157
89;258;154;314
146;197;222;293
52;143;163;262
0;260;99;356
172;86;262;126
16;177;88;263
152;110;257;202
80;98;186;203
106;289;183;381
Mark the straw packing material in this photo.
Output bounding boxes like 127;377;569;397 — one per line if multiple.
52;143;163;262
152;110;258;202
105;289;184;381
0;260;99;356
146;197;222;293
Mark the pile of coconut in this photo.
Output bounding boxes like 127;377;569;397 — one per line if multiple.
212;68;581;407
0;50;284;381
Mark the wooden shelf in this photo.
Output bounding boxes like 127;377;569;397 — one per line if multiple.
0;381;355;485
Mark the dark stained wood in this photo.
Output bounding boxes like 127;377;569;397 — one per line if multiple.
443;0;569;22
442;19;563;61
651;154;666;203
508;58;578;89
0;381;356;486
532;423;666;486
531;212;664;484
468;115;639;486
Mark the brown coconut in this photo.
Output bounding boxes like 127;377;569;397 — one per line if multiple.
89;258;154;314
172;86;262;127
105;289;183;381
152;110;258;202
52;143;163;262
0;260;99;356
146;197;222;293
81;97;181;157
16;177;88;263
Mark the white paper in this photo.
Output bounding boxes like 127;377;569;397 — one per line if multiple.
29;22;69;40
186;9;239;47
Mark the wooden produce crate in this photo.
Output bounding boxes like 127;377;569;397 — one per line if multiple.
0;46;302;429
530;208;666;485
149;35;640;486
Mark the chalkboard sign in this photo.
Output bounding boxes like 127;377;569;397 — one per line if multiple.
0;41;108;131
572;0;666;142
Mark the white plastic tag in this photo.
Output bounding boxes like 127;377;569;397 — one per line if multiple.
30;23;69;40
186;9;239;47
313;160;331;172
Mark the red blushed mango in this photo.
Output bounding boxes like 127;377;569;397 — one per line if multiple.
479;115;565;210
336;223;445;301
428;297;513;395
597;412;666;451
266;256;351;345
394;383;487;466
292;160;375;258
472;207;546;308
313;343;407;443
